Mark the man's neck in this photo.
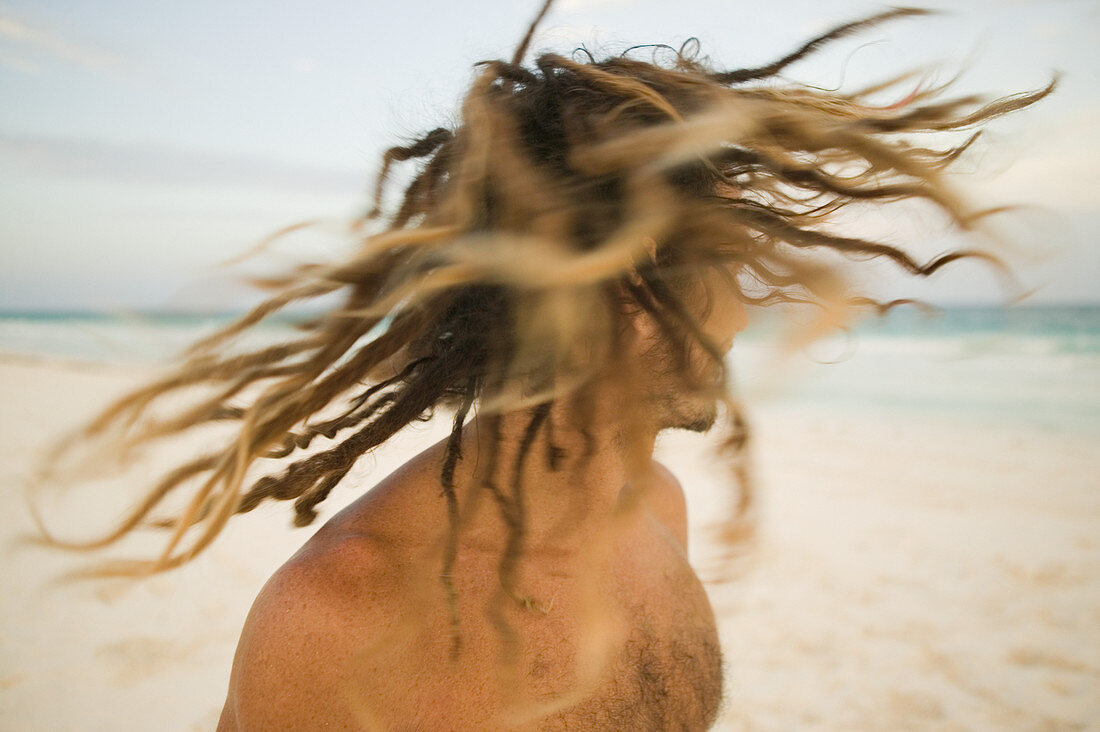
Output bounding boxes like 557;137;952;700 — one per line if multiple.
451;392;660;551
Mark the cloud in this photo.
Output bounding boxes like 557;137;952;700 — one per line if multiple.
0;134;365;195
0;12;131;73
971;109;1100;212
0;46;40;74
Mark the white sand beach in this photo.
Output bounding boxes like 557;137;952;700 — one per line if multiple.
1;354;1097;730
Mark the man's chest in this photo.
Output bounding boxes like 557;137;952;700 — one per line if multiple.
555;547;723;729
472;539;724;729
364;532;723;729
543;602;722;729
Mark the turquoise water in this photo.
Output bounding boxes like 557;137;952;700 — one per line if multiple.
0;310;292;364
2;306;1099;432
735;305;1100;433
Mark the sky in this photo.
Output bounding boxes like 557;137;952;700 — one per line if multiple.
1;0;1097;310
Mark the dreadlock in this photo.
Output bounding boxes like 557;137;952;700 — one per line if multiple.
35;5;1052;647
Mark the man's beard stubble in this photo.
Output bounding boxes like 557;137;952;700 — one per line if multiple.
660;391;720;434
641;336;726;435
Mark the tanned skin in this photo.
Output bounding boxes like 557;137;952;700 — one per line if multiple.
217;270;746;730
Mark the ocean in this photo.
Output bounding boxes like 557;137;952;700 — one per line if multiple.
2;306;1099;434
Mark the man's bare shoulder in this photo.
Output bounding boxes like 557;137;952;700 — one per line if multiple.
264;528;410;624
218;527;415;730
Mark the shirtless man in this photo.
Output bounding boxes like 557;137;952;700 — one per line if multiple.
41;3;1050;729
217;263;746;729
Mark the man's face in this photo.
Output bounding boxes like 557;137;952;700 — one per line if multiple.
643;265;747;433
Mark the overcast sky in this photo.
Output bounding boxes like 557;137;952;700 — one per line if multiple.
1;0;1097;310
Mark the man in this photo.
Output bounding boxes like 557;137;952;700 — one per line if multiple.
41;3;1050;729
215;255;746;728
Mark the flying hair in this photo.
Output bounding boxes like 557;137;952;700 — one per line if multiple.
32;2;1054;649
